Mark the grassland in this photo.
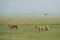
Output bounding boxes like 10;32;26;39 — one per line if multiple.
0;18;60;40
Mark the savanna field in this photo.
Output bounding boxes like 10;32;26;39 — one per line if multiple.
0;18;60;40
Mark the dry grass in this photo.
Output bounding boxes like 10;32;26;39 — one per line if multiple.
0;18;60;40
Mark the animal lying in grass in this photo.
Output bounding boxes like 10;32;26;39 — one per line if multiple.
35;25;49;31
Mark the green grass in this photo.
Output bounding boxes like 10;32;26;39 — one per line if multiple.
0;18;60;40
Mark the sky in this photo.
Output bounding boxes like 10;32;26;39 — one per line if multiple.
0;0;60;18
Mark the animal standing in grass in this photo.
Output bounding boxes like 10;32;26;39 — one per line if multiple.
35;25;49;31
8;24;18;29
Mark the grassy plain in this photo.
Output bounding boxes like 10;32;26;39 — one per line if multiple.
0;18;60;40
